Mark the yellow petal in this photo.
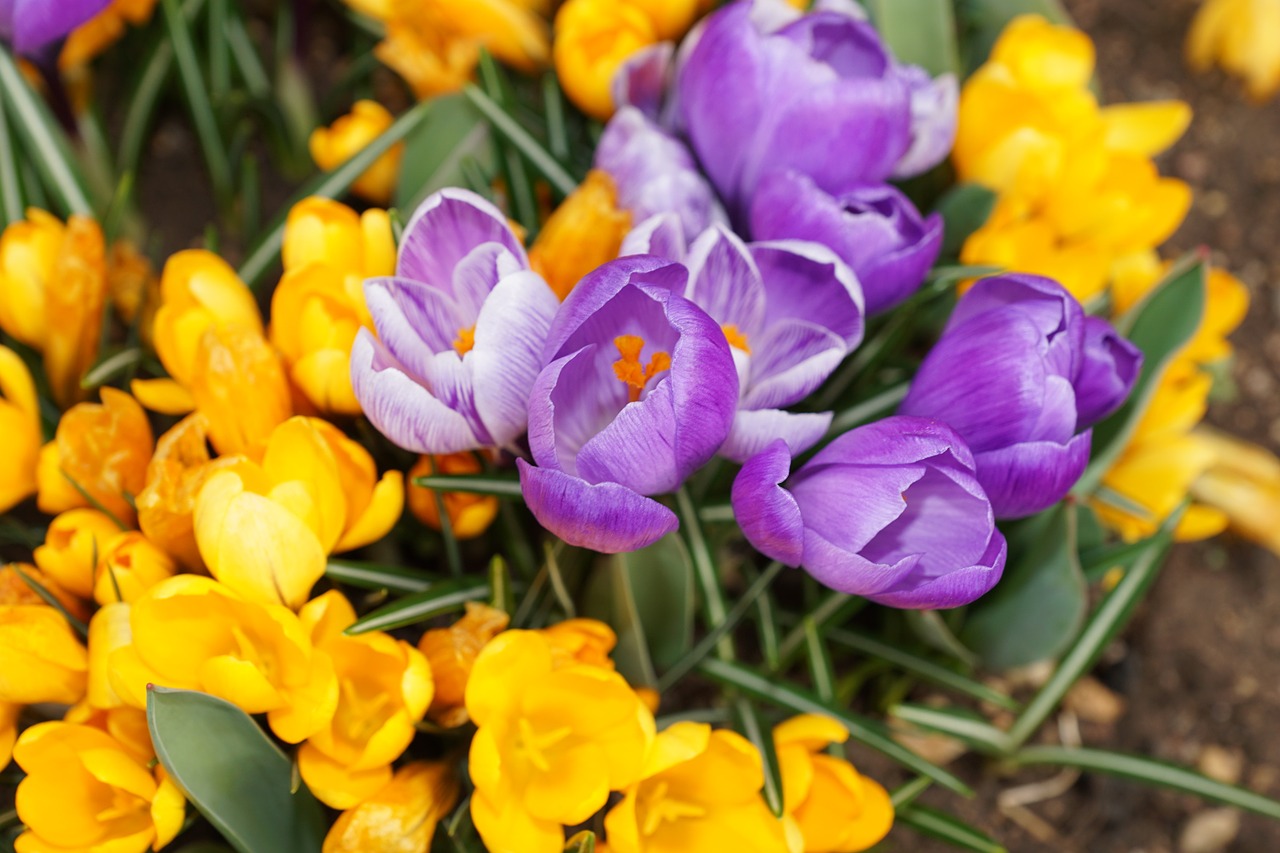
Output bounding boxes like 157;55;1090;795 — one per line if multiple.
553;0;656;119
335;470;404;552
1100;101;1192;157
129;378;196;415
298;743;393;810
323;761;459;853
151;765;187;849
262;417;348;551
773;714;850;752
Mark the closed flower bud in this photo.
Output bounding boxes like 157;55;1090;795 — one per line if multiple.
93;532;177;605
189;322;293;458
540;618;617;670
36;388;153;526
407;454;500;539
418;601;509;727
310;101;405;206
554;0;658;119
13;720;185;853
60;0;158;69
0;599;88;705
323;761;460;853
136;414;225;571
297;591;433;808
0;346;41;513
529;170;632;300
34;508;122;600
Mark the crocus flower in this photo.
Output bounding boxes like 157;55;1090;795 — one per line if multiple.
594;106;727;243
310;101;404;206
554;0;658;120
1076;315;1143;426
407;453;500;539
899;274;1139;518
0;597;88;705
0;346;40;513
92;531;177;606
1187;0;1280;101
33;509;120;600
518;256;739;553
351;189;560;455
323;761;460;853
528;170;632;300
0;0;110;57
732;418;1007;609
750;171;942;315
677;1;951;218
418;602;509;728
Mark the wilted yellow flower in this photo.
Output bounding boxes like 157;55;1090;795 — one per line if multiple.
189;322;294;458
271;197;393;413
0;209;107;406
93;532;177;606
554;0;658;119
34;508;122;600
529;170;631;300
194;416;403;608
0;600;87;706
323;761;460;853
61;0;158;68
604;722;789;853
109;575;338;743
0;346;40;513
407;453;500;539
418;601;509;727
107;240;161;344
296;591;433;808
310;101;405;206
775;715;893;853
1187;0;1280;101
36;388;153;526
13;720;184;853
540;617;618;670
467;629;654;853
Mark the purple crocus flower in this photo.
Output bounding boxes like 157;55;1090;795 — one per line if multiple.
518;256;739;553
899;275;1140;519
732;419;1006;609
893;64;959;180
678;0;953;219
1076;315;1143;427
350;189;559;454
0;0;109;56
750;171;942;315
594;106;727;244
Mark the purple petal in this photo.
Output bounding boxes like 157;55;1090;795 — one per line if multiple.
805;415;977;470
611;42;675;123
685;226;766;336
397;189;527;289
974;431;1093;519
10;0;110;55
365;276;464;373
751;241;865;348
741;320;846;410
518;460;679;553
576;378;680;494
469;271;560;448
946;274;1085;380
721;408;833;463
731;439;805;566
774;13;892;78
620;214;688;261
892;69;959;179
350;330;483;454
663;290;741;479
1075;316;1142;428
527;346;625;476
867;533;1006;609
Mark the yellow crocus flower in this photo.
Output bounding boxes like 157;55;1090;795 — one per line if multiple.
60;0;158;69
323;761;460;853
604;722;790;853
34;508;122;600
188;322;294;459
466;629;654;853
774;715;894;853
540;617;619;671
0;346;41;513
87;601;134;710
136;414;231;571
93;532;178;606
0;601;88;706
0;701;16;768
407;453;500;539
418;602;510;727
36;388;154;526
529;169;632;301
310;101;405;206
12;720;185;853
0;209;107;407
108;575;339;743
297;591;433;809
1187;0;1280;101
554;0;658;120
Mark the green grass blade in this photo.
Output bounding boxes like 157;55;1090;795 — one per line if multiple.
677;487;733;660
733;699;786;817
463;84;577;196
161;0;232;203
324;559;437;594
897;804;1006;853
0;105;24;224
891;704;1011;754
345;577;490;634
826;382;909;435
411;472;523;498
13;564;89;638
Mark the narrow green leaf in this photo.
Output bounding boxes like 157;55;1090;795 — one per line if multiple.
0;104;23;225
897;804;1006;853
803;616;836;702
906;610;978;667
891;704;1011;753
925;264;1003;286
867;0;961;76
411;472;524;498
934;184;997;259
733;699;786;817
161;0;233;203
489;555;514;614
224;14;271;97
477;51;538;231
698;658;973;796
394;93;493;211
463;84;578;196
676;487;733;660
826;382;909;435
208;0;231;99
1079;535;1162;583
13;564;89;638
564;831;596;853
81;347;144;390
324;559;436;594
542;73;570;163
777;592;861;669
1012;745;1280;821
345;577;490;634
147;687;327;853
891;776;933;808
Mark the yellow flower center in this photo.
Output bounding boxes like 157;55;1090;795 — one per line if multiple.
721;324;751;354
638;781;706;836
515;717;574;772
612;335;671;403
453;325;476;356
96;785;148;823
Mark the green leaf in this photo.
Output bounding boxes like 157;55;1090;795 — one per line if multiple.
676;487;733;660
324;559;436;594
411;472;523;498
698;658;973;796
897;804;1007;853
463;84;578;196
0;102;24;226
147;687;326;853
867;0;961;76
394;93;494;212
345;577;490;634
13;564;88;637
891;704;1011;754
826;383;909;435
732;699;786;817
1012;745;1280;821
934;184;997;259
1076;256;1207;496
906;610;978;667
161;0;233;204
960;504;1087;670
80;347;145;390
564;831;596;853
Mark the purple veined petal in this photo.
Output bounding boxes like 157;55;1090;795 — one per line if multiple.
364;276;466;376
620;214;688;261
350;330;483;454
946;274;1085;381
804;414;977;471
721;408;833;463
856;210;943;315
750;241;865;348
775;12;892;79
1075;315;1142;428
790;460;926;555
611;41;675;123
685;225;767;337
867;533;1006;609
397;189;527;288
812;0;869;19
748;0;804;33
860;466;994;571
974;431;1093;519
527;346;621;475
576;377;681;495
1025;374;1079;445
663;289;741;479
800;528;924;598
9;0;110;55
468;271;560;449
741;320;845;410
892;69;959;180
449;243;528;317
731;439;805;566
517;460;679;553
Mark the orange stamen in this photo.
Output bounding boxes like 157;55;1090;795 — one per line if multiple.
721;324;751;354
613;334;671;403
453;325;476;356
